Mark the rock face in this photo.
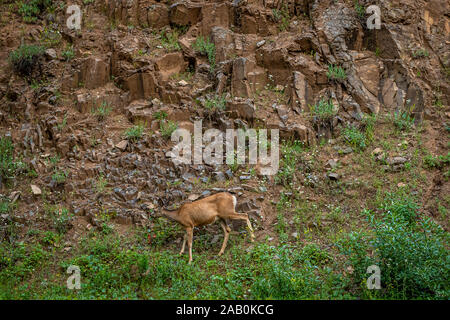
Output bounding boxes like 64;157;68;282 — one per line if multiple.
0;0;448;235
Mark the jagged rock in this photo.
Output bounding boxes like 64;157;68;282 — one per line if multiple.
77;57;110;90
115;140;128;152
155;52;187;81
147;4;169;28
227;98;255;120
30;185;41;195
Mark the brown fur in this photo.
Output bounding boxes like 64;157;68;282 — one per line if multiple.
160;192;255;264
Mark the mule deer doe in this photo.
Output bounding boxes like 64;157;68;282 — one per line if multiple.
156;192;255;264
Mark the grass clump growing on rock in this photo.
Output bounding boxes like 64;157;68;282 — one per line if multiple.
91;101;112;121
0;136;17;184
160;120;178;139
342;125;367;151
192;36;216;71
17;0;53;23
9;44;44;76
160;30;181;52
205;95;226;111
310;99;336;121
327;64;347;81
124;124;145;142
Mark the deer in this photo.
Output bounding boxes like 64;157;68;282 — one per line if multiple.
155;192;255;264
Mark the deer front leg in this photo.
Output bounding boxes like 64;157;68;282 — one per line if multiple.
180;232;187;255
246;217;255;242
187;227;194;264
218;220;231;256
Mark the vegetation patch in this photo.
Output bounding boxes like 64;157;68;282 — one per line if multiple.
9;44;44;76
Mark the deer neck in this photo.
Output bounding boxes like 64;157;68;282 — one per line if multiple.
161;208;182;223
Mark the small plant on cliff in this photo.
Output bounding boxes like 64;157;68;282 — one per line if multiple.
124;124;145;142
392;109;415;132
412;49;429;59
160;120;178;139
9;44;44;76
17;0;53;23
62;45;75;61
205;95;226;111
342;125;367;151
272;4;290;31
354;0;365;18
92;101;112;121
192;36;216;71
310;99;336;121
327;64;346;81
0;136;17;183
160;30;181;52
153;110;168;121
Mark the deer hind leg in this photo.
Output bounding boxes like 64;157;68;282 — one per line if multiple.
180;232;187;255
187;227;194;264
227;213;255;242
218;218;231;256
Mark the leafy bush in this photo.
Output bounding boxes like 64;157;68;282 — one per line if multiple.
160;30;181;52
272;4;290;31
45;206;73;234
192;36;216;71
310;99;336;121
354;0;365;18
160;120;178;139
412;49;429;59
423;152;450;169
342;125;367;150
62;45;75;61
250;244;321;299
91;101;112;121
124;124;145;142
17;0;53;22
327;64;347;81
205;95;226;111
0;137;17;183
153;111;168;121
275;140;303;186
51;170;67;184
392;110;415;131
9;44;44;76
338;193;449;299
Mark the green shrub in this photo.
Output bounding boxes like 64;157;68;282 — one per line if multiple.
327;64;347;81
9;44;44;76
354;0;365;18
160;30;181;52
153;111;168;121
392;110;415;131
272;4;290;31
310;99;336;121
412;49;429;59
342;125;367;150
204;95;226;111
338;193;449;299
17;0;53;22
275;140;303;186
250;244;321;299
0;137;17;183
423;152;450;169
61;45;75;61
45;206;73;234
124;124;145;142
192;36;216;71
91;101;112;121
51;170;67;184
160;120;178;139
